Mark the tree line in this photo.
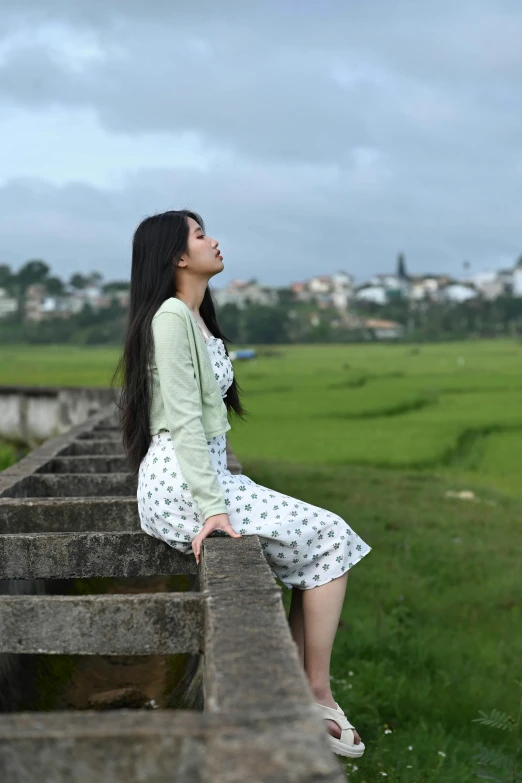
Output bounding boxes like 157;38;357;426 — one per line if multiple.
2;260;522;345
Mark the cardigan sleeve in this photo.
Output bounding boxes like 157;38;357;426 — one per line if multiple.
151;311;228;523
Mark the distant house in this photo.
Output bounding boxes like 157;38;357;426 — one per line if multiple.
213;279;277;310
361;318;404;339
407;274;451;302
513;267;522;297
40;296;75;318
24;284;47;322
369;273;409;298
440;283;478;303
0;288;18;319
308;275;332;294
355;285;387;305
464;270;505;300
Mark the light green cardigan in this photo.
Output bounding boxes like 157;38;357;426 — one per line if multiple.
149;296;231;522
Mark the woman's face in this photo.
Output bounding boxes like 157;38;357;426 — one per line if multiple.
181;216;224;273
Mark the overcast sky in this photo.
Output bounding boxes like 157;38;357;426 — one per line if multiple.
0;1;521;287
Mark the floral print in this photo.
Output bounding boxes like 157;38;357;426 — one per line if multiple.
138;336;372;590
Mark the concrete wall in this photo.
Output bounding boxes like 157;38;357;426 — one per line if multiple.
0;386;116;444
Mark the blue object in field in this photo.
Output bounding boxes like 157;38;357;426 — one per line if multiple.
235;349;256;359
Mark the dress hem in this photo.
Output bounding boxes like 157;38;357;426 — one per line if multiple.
277;546;372;591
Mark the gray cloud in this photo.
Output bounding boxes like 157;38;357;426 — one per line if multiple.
0;0;521;283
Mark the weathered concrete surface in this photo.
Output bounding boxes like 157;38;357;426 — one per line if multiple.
0;385;115;444
34;455;129;473
0;530;197;579
0;498;139;533
58;439;125;456
0;407;120;497
1;473;137;498
77;429;123;440
201;536;318;716
0;709;345;783
0;400;344;781
0;593;204;654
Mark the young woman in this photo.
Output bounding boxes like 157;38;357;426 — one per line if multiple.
116;209;372;758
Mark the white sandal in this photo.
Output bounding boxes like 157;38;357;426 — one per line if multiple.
314;701;366;758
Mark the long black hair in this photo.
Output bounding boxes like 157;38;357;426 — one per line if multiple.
113;209;248;473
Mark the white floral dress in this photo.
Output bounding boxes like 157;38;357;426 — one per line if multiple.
137;327;372;590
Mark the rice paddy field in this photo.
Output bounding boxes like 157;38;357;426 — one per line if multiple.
1;339;521;781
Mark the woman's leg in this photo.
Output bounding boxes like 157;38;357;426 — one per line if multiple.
301;571;362;743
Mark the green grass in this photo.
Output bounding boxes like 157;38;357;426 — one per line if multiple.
253;459;522;782
1;338;522;779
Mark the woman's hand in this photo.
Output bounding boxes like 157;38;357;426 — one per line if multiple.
191;513;242;565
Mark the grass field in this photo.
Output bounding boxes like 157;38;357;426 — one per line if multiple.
1;339;521;781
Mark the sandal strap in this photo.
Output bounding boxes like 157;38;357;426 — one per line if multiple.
314;703;356;732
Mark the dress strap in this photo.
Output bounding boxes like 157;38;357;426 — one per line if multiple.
195;318;212;339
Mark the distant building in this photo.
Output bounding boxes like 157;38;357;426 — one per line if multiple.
464;270;506;300
369;273;410;298
355;285;388;305
24;284;47;322
407;274;451;302
361;318;404;339
213;279;278;310
513;267;522;297
0;288;18;319
440;283;478;303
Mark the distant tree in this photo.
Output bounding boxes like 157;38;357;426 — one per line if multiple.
0;264;15;292
45;276;65;296
103;280;130;294
69;273;89;290
397;252;408;280
243;303;291;344
276;287;296;307
515;254;522;269
15;260;50;292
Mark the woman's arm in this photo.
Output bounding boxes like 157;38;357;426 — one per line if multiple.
151;310;227;523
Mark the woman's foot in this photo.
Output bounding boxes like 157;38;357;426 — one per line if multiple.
312;689;362;745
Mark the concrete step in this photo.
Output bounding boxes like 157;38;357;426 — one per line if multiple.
0;593;204;654
1;473;138;498
58;440;125;456
35;456;129;474
0;497;138;533
77;430;123;440
0;530;197;579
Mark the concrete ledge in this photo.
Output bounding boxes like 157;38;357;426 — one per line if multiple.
0;708;344;783
201;536;316;717
0;531;197;579
0;498;139;533
1;473;137;498
34;456;129;474
0;386;116;443
0;593;204;654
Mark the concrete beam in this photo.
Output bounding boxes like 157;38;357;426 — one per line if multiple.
0;498;139;533
0;593;204;654
201;536;317;717
1;473;137;498
35;456;129;474
0;530;197;579
0;709;345;783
